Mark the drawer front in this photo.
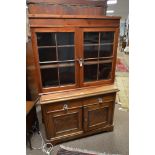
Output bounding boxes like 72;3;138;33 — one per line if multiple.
83;100;115;132
45;99;82;113
46;107;83;138
83;93;115;106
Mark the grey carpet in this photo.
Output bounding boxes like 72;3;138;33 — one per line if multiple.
26;104;129;155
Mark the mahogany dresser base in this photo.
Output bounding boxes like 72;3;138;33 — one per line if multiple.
40;85;118;145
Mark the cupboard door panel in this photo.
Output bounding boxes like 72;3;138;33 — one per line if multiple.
47;107;83;138
88;106;109;126
84;101;114;131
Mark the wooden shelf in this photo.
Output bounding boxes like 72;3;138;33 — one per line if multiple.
84;59;112;65
40;60;75;64
38;45;74;48
40;62;75;69
84;43;113;46
84;56;113;61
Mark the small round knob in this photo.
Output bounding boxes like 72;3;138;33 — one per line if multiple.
63;104;68;110
98;98;103;103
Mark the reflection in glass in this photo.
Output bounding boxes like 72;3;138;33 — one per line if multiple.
99;45;113;57
37;33;56;46
41;68;59;87
84;64;97;82
39;48;57;62
58;47;74;61
98;63;112;80
84;32;99;44
57;32;74;45
84;45;98;59
100;32;114;44
59;66;75;85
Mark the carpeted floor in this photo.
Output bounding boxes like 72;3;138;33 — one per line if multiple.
26;103;129;155
116;58;128;72
115;51;129;109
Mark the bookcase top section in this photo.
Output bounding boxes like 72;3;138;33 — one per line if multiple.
40;85;119;104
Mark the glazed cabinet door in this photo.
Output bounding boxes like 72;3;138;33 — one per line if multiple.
31;28;79;93
80;28;119;87
45;106;83;139
83;97;115;132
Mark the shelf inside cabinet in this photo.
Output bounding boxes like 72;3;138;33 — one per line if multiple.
40;62;75;69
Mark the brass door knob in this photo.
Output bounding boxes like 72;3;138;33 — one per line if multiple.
63;104;68;110
98;98;103;103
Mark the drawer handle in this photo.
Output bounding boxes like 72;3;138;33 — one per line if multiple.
63;104;68;110
98;98;103;103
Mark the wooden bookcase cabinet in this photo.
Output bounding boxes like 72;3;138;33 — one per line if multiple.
27;0;120;145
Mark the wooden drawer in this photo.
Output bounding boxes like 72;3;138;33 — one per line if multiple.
83;93;115;106
45;99;82;113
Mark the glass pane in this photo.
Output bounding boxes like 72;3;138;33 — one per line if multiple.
38;48;57;62
98;63;112;80
84;45;98;59
37;33;56;46
84;32;99;44
99;45;113;57
84;64;97;82
59;66;75;85
100;32;114;44
57;32;74;45
58;47;74;61
41;68;59;87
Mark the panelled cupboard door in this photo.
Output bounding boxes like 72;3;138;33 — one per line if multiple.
83;101;114;131
31;28;79;93
46;107;83;139
80;28;118;87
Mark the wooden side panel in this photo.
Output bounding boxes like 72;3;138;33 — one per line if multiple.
111;28;119;83
26;39;39;101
